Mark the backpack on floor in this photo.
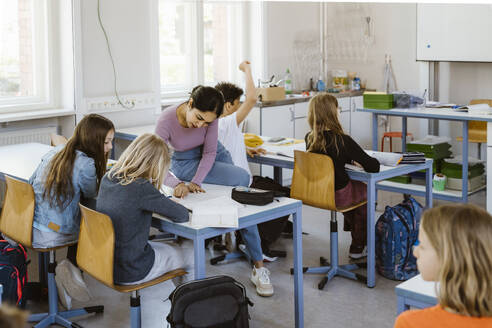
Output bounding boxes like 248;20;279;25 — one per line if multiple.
166;275;253;328
250;176;291;248
0;239;29;306
375;196;422;281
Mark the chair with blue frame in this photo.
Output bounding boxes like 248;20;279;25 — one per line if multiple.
289;150;367;290
0;175;104;328
77;204;186;328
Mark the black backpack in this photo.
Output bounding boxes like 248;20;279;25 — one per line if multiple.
166;275;253;328
0;239;29;306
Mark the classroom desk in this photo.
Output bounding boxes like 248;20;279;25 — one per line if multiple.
0;142;305;328
151;185;304;327
248;143;433;288
359;107;492;203
395;274;438;314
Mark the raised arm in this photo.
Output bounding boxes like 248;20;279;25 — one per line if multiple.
235;61;258;126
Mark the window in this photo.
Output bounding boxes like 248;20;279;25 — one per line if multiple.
0;0;51;112
158;0;247;98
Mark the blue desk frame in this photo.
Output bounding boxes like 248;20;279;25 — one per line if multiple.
359;107;492;202
151;200;304;327
395;285;437;314
248;155;433;288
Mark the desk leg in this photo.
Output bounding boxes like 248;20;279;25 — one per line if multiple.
462;121;469;202
402;117;407;153
372;114;378;151
193;237;206;279
274;167;283;185
397;296;409;314
293;205;304;328
425;162;433;208
367;178;376;288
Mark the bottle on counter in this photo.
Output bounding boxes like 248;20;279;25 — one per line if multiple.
351;77;361;91
316;76;326;92
284;68;292;94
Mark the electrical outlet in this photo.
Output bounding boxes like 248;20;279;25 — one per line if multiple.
85;93;158;112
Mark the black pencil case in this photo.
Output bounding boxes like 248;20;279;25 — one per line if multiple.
231;187;275;206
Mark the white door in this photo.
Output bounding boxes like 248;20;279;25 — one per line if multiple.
350;96;372;149
261;105;294;183
294;101;310;140
338;97;351;134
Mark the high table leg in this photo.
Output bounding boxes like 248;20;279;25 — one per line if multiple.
366;178;376;288
372;114;378;151
274;167;283;185
402;117;407;153
292;205;304;328
462;121;469;202
193;237;206;279
425;161;433;208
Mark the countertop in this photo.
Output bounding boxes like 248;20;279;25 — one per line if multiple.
256;90;364;108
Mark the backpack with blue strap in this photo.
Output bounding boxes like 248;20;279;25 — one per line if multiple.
375;195;422;281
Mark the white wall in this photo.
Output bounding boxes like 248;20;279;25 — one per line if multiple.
73;0;160;127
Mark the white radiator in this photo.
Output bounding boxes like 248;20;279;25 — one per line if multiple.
0;126;57;146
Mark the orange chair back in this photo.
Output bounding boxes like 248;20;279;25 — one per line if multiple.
468;99;492;142
290;150;337;211
0;176;35;247
77;204;115;288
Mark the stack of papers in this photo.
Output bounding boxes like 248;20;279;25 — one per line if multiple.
175;196;241;228
453;103;491;114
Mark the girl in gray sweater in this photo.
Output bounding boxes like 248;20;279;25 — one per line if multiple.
97;133;193;285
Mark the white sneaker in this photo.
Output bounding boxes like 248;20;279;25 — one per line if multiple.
250;267;274;297
349;246;368;260
55;275;72;310
56;259;92;302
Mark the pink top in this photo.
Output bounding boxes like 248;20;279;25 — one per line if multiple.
155;104;218;187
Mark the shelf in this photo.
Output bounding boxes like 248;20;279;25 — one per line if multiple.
377;180;486;201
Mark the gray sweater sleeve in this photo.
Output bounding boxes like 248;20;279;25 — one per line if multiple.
139;181;189;223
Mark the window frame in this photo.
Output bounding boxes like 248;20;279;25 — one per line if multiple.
0;0;55;113
158;0;261;100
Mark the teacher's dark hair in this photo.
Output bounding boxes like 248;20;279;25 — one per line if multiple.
189;85;224;117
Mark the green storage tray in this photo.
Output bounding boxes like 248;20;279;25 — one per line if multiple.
363;93;394;109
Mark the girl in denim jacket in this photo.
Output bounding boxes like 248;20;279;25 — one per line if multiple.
29;114;114;307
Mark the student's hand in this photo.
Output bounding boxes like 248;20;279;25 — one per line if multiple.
246;148;267;157
188;182;205;193
173;183;189;198
239;61;251;72
352;161;363;168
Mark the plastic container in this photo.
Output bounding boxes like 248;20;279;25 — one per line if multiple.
284;69;292;94
332;69;348;90
363;92;394;109
351;77;361;91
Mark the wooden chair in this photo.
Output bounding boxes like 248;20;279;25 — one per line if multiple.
78;204;186;328
456;99;492;159
290;151;367;290
0;175;103;328
49;133;68;147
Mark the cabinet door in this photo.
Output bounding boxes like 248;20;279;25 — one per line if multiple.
261;105;294;183
338;97;351;134
294;101;310;139
350;96;372;149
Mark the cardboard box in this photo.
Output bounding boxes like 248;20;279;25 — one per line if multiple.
256;87;286;102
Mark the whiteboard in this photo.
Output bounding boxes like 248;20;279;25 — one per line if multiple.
417;4;492;62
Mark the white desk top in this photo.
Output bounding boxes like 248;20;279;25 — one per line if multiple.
0;143;53;181
360;107;492;122
153;183;300;230
116;124;155;137
395;274;438;298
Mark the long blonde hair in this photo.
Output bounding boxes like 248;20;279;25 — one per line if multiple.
421;204;492;317
108;133;171;189
306;93;345;154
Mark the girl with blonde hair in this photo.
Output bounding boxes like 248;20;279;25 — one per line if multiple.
306;93;379;258
394;204;492;327
97;133;193;285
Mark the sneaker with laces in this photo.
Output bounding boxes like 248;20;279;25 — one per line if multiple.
349;246;367;259
56;259;92;302
250;267;274;297
55;275;72;310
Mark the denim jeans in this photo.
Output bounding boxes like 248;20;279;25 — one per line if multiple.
171;142;263;261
